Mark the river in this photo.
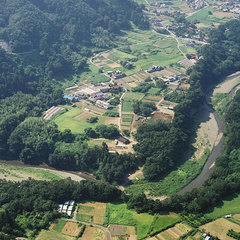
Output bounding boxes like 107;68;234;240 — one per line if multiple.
177;74;240;195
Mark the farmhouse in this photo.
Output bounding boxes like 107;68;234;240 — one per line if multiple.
63;95;79;102
96;100;111;109
81;87;100;95
117;136;130;144
147;65;162;73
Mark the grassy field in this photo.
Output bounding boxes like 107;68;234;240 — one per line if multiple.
126;148;210;196
205;193;240;219
188;7;229;27
105;203;180;239
54;108;105;134
0;163;63;181
52;220;67;232
76;61;110;83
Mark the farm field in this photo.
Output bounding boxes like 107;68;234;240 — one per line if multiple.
54;107;118;134
205;193;240;219
75;61;110;84
146;223;192;240
36;230;75;240
77;202;107;225
80;226;106;240
109;225;137;239
105;203;180;239
122;92;145;113
187;7;230;27
199;218;240;240
37;220;86;240
0;163;63;181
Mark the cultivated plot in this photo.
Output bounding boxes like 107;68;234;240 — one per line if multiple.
200;218;240;240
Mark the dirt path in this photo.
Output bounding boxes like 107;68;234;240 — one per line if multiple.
118;89;127;131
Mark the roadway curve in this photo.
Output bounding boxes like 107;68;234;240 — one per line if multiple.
177;73;240;195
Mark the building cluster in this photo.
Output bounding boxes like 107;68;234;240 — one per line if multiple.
163;75;187;84
147;65;163;73
64;83;123;109
58;200;75;216
217;1;240;14
107;70;126;79
188;0;207;10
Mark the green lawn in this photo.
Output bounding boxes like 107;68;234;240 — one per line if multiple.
205;193;240;219
54;108;105;134
105;203;180;239
53;219;67;232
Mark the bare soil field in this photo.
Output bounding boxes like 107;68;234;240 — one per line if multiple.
80;226;106;240
61;222;82;236
213;11;237;18
200;218;240;240
152;112;172;121
152;68;180;78
155;223;192;240
78;202;106;225
109;225;136;236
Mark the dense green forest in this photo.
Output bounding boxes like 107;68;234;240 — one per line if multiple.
0;0;148;79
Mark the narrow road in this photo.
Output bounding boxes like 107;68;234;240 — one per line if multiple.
118;88;127;131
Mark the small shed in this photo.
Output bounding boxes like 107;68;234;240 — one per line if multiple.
118;136;130;145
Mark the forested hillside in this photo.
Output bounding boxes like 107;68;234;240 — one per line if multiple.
0;0;148;78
